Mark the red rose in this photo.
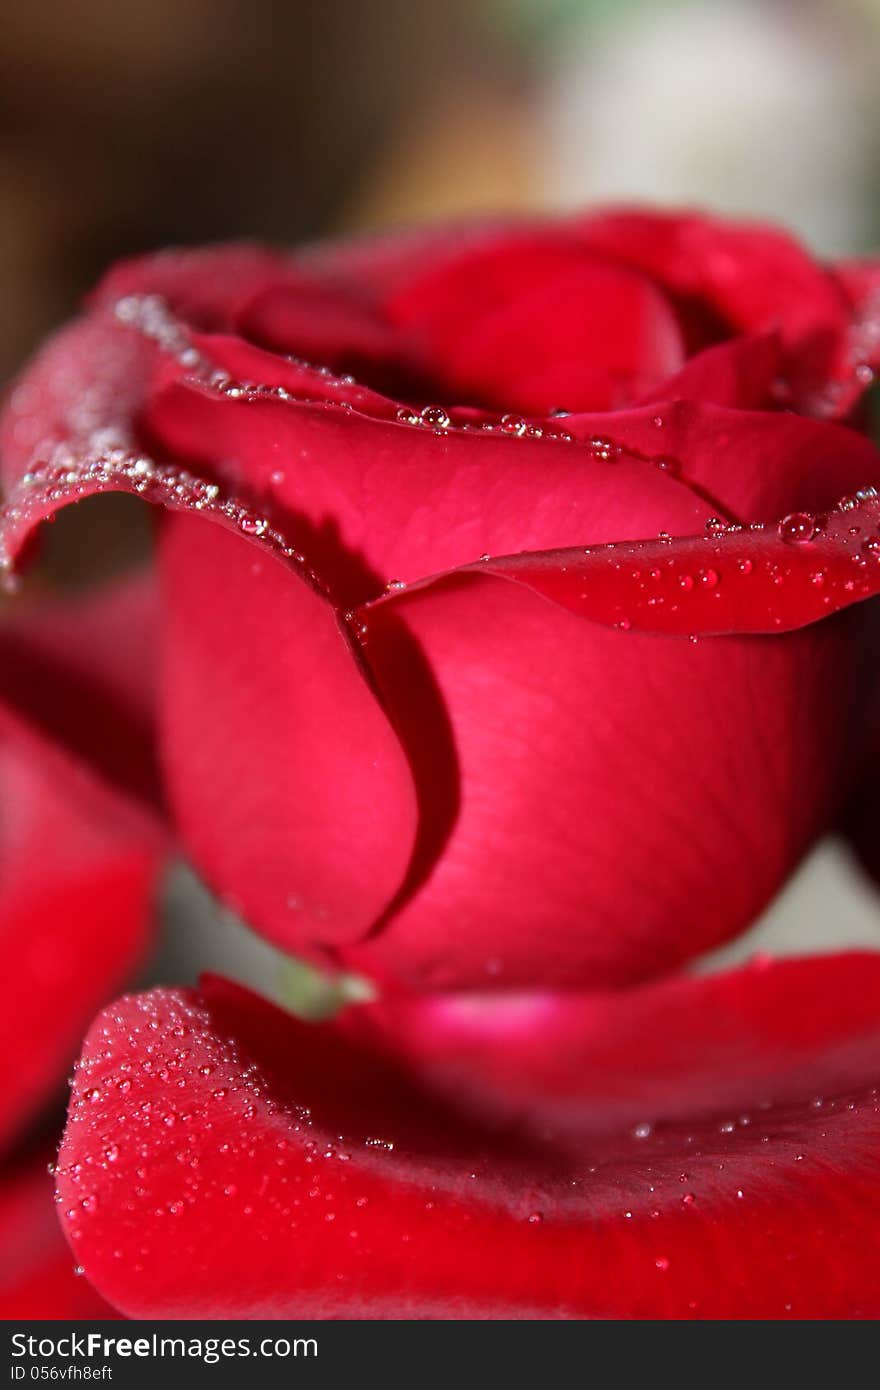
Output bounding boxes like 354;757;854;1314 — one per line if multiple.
3;208;880;1318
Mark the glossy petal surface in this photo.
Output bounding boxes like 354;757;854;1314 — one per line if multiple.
57;973;880;1319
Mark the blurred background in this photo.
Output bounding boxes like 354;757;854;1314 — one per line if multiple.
2;0;880;994
2;0;880;387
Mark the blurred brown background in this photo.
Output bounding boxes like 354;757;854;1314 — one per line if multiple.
0;0;524;381
2;0;879;385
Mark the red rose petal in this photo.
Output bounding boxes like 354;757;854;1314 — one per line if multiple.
831;257;880;376
554;402;880;532
56;974;880;1319
576;209;847;344
0;312;154;493
437;488;880;638
0;571;160;806
576;209;871;416
388;240;686;413
636;334;785;410
236;279;429;399
0;703;161;1152
346;570;870;989
91;243;294;331
158;512;417;952
1;1147;120;1319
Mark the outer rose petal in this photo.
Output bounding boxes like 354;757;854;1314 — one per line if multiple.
0;312;154;492
56;975;880;1319
0;703;161;1152
448;487;880;638
345;572;871;989
0;1147;120;1319
158;513;417;950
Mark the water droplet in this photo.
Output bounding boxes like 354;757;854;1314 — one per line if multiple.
419;405;450;430
655;1256;670;1271
632;1123;653;1140
500;414;528;437
778;512;817;544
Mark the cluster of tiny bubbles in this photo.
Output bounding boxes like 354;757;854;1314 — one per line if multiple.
0;431;324;596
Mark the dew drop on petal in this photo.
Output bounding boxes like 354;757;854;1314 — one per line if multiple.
500;413;528;437
778;512;817;544
419;405;450;430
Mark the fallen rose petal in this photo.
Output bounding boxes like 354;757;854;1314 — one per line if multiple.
56;975;880;1319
